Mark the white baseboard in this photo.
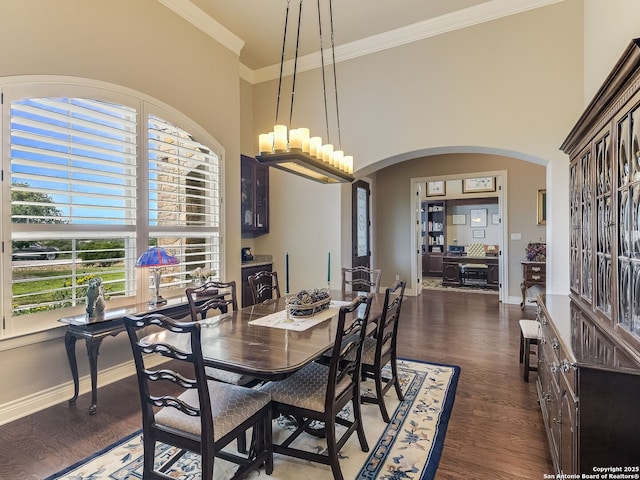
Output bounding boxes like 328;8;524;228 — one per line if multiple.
0;356;167;426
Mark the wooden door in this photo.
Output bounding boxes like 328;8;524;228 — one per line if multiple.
352;180;371;274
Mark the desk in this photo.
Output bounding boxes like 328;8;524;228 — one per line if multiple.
442;255;499;289
59;295;211;414
143;291;384;382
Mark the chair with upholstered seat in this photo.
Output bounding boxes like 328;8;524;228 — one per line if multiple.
341;266;382;293
258;294;374;480
186;280;259;453
519;318;541;382
360;279;406;422
186;280;256;385
248;270;281;304
124;312;273;480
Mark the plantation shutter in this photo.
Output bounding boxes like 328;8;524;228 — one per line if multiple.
11;98;138;226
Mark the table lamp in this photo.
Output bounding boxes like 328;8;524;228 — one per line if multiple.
136;246;179;305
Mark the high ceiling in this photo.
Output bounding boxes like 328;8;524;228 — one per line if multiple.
178;1;559;72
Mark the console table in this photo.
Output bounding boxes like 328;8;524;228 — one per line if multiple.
520;261;546;308
59;294;206;414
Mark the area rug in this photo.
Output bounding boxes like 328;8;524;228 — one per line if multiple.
422;277;497;295
46;359;459;480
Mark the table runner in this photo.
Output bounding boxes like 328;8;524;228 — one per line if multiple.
248;300;351;331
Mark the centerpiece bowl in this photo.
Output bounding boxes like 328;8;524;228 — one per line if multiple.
286;288;331;317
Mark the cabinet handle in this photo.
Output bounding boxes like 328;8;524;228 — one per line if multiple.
540;337;547;345
532;267;541;272
550;362;558;373
531;275;541;280
553;417;561;424
561;360;574;373
551;339;559;350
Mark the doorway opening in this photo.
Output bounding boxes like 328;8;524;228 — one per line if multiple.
411;171;508;301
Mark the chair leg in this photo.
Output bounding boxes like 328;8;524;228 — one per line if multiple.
390;357;404;401
352;394;369;453
237;432;247;454
141;435;160;478
374;372;391;423
519;331;524;364
523;338;531;382
325;419;344;480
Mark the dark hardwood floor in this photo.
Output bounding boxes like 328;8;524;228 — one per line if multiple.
0;288;553;479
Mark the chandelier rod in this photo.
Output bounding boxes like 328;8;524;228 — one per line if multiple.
288;0;304;127
328;0;342;151
316;0;331;145
274;0;292;125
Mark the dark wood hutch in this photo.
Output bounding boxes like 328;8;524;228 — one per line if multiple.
537;38;640;475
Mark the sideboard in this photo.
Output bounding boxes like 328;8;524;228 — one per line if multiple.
536;294;640;474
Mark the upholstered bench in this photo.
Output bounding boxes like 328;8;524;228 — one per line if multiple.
519;319;541;382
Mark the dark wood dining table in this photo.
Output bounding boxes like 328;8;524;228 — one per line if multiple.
142;290;385;381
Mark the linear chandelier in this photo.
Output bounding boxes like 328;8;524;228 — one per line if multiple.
256;0;354;184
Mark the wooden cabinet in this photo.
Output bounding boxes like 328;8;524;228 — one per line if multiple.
540;39;640;474
561;39;640;347
537;295;640;475
241;155;269;237
422;200;445;276
520;261;546;308
241;263;272;308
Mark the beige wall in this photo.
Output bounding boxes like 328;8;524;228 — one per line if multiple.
251;0;584;296
3;0;640;423
0;0;242;417
374;154;546;299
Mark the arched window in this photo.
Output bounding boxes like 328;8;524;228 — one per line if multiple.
2;80;224;336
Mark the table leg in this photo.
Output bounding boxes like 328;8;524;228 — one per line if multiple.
84;337;105;415
64;331;80;405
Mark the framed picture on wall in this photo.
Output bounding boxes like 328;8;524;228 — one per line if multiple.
537;189;547;225
470;208;487;228
491;213;500;225
427;180;446;196
452;214;466;225
473;229;485;239
463;176;495;193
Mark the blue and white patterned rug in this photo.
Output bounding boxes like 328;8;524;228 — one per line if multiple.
46;359;459;480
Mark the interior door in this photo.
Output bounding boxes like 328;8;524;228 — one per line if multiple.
352;180;371;275
415;183;423;294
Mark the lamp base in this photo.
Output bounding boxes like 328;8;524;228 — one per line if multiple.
148;295;167;306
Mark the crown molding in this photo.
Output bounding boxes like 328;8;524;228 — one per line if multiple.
157;0;244;56
160;0;564;84
247;0;565;84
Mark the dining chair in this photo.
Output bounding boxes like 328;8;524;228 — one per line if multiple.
258;294;374;480
124;313;273;480
341;265;382;293
186;280;259;453
187;281;257;387
186;279;238;318
248;270;281;304
360;279;407;422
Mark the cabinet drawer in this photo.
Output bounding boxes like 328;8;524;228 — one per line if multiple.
526;264;546;274
526;272;546;283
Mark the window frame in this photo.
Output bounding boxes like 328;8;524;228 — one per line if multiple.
1;77;226;339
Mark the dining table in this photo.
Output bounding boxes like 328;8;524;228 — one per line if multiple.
142;290;385;381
